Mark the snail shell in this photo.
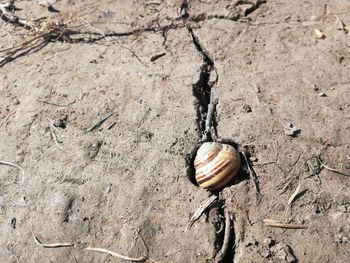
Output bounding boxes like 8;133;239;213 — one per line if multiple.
194;142;241;190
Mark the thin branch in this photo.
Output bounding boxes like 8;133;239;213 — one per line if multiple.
33;235;73;248
263;219;308;229
214;208;232;263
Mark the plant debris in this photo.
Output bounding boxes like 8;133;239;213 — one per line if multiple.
186;195;217;230
304;154;350;177
263;219;308;229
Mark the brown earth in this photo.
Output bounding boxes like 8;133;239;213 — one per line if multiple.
0;0;349;262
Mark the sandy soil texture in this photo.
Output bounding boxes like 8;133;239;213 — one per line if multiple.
1;0;349;262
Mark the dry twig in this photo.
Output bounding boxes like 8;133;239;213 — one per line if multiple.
0;1;36;29
186;195;217;230
33;235;73;248
214;208;231;263
263;219;308;229
0;160;23;170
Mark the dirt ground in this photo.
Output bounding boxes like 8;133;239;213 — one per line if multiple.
0;0;349;262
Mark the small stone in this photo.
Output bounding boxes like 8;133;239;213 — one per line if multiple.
283;122;301;137
314;28;326;39
318;92;327;97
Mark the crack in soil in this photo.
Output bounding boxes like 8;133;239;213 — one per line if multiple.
186;25;218;141
0;0;265;67
182;1;265;261
181;2;235;262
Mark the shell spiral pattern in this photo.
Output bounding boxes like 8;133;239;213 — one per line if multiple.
194;142;241;190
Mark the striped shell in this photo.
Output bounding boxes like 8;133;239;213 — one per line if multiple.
194;142;241;191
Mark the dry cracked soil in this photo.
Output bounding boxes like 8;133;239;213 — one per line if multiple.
0;0;350;262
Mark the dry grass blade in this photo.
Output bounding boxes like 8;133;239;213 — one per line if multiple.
287;184;301;206
186;195;217;230
263;219;308;229
85;231;149;262
86;111;117;132
33;235;73;248
85;247;148;262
